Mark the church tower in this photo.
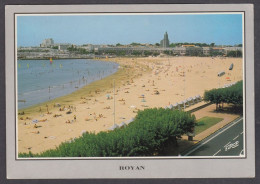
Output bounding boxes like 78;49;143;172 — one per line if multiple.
160;32;170;48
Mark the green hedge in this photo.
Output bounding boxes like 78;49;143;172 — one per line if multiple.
204;80;243;110
19;108;195;157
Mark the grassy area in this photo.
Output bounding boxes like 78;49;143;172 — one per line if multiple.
195;116;223;135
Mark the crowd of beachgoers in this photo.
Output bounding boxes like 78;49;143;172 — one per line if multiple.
17;56;243;154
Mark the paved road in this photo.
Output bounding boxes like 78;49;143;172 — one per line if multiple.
182;117;244;157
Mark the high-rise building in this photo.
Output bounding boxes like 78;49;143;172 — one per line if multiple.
40;38;54;48
160;32;170;48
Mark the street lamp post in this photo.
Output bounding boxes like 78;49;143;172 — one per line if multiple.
113;79;115;126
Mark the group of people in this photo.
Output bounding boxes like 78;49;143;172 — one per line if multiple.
65;115;77;124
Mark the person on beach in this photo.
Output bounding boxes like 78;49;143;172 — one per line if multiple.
19;111;25;115
93;113;98;121
74;115;76;122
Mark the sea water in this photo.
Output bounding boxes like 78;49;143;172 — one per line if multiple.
17;59;119;109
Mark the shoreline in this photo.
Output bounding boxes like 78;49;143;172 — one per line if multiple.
18;57;97;60
18;56;243;154
18;57;151;116
18;56;243;61
18;59;120;112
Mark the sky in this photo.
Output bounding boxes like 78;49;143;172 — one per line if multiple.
17;14;243;47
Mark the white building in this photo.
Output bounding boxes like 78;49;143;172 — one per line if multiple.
224;47;243;55
40;38;54;48
58;43;72;50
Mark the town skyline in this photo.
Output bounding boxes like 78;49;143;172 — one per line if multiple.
17;14;243;47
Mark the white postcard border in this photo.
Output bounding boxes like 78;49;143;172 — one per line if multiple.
5;4;255;179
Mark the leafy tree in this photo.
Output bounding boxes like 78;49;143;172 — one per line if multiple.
169;43;177;47
210;43;215;47
132;51;142;56
130;42;141;46
227;50;242;57
116;43;123;47
204;81;243;110
210;51;223;57
143;51;153;56
153;52;160;57
235;44;243;47
163;50;173;55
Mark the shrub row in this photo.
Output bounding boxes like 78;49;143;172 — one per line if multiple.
204;80;243;110
19;108;195;157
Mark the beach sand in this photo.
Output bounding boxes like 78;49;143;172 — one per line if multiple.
17;56;243;154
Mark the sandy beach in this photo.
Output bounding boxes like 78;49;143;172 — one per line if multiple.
17;56;243;154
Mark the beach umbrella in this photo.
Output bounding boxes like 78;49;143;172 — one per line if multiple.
196;95;201;99
179;101;184;107
173;103;179;107
187;97;193;104
193;97;197;103
185;99;191;106
195;95;200;102
141;94;145;97
188;97;194;105
108;124;119;131
184;100;188;105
